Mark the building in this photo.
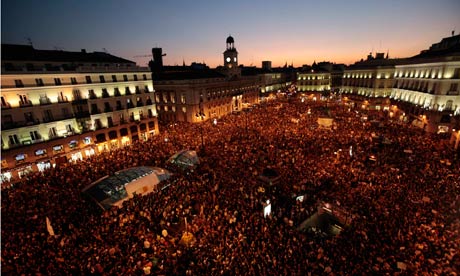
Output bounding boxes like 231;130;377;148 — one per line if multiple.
297;69;331;93
262;61;272;71
1;44;159;182
151;36;291;123
297;62;344;95
340;34;460;132
391;35;460;132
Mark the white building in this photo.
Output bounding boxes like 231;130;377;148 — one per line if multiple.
1;45;159;182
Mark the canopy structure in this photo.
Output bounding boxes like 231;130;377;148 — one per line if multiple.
82;166;171;210
166;150;199;171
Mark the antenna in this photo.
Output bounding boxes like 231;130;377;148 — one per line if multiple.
26;37;33;47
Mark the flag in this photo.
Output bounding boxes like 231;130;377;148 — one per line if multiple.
46;216;55;236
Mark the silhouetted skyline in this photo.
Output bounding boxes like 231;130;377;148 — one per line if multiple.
2;0;459;67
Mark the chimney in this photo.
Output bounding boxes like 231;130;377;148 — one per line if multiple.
81;49;87;53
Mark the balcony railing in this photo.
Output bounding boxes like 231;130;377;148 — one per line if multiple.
75;111;90;118
1;102;12;109
19;100;33;107
91;108;101;115
1;119;41;130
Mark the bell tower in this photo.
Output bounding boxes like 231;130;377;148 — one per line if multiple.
223;35;240;78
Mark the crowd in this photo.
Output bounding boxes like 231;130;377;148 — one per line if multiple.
1;95;459;275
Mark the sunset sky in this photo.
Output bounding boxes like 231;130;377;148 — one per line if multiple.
2;0;460;68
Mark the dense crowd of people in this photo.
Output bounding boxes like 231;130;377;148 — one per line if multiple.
1;95;459;275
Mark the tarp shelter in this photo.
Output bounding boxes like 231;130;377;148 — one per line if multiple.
167;150;199;171
317;117;334;128
82;166;171;210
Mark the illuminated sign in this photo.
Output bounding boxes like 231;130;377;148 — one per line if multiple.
35;149;47;156
53;145;63;152
69;140;78;149
15;154;26;161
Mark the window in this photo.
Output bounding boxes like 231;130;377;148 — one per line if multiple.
54;78;62;85
99;75;105;83
102;88;109;98
449;83;458;92
104;102;112;112
9;134;20;145
114;87;121;96
24;112;34;122
30;131;40;140
125;87;131;95
72;89;82;100
454;68;460;79
133;74;138;81
91;103;99;114
62;107;70;117
43;110;54;122
15;79;24;87
116;100;122;110
430;83;437;94
144;85;150;93
71;77;77;84
88;89;97;99
86;76;92;84
35;78;44;86
107;116;114;127
19;95;31;106
112;75;117;82
123;74;128;81
143;74;147;80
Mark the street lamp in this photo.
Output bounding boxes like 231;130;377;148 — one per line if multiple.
195;102;206;150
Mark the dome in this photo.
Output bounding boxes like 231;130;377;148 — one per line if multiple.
226;35;234;44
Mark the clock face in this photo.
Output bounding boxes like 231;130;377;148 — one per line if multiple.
234;57;237;62
226;57;231;62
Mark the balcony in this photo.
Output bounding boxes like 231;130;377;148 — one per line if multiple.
57;97;69;103
1;119;40;130
447;90;459;96
72;98;88;104
91;108;101;115
1;102;12;109
75;111;90;118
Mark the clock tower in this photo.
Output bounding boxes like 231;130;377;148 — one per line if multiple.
222;36;241;79
224;35;238;68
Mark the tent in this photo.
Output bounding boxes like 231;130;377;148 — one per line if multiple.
167;150;200;171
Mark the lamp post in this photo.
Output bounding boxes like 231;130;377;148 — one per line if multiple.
195;102;205;150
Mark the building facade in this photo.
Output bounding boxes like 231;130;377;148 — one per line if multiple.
340;35;460;132
1;45;159;182
152;36;290;123
297;70;331;93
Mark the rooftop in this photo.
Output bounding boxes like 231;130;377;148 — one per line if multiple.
1;44;135;65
